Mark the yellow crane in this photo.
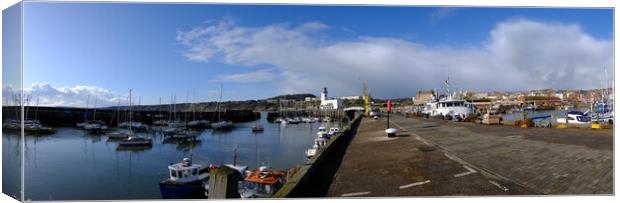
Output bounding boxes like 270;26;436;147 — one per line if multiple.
363;81;370;117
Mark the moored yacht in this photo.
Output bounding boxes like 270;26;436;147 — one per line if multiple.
83;120;108;134
119;121;149;131
23;120;55;134
118;136;153;146
211;120;234;130
107;129;133;140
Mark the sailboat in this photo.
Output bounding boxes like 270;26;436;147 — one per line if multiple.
167;92;200;141
22;95;55;134
210;85;233;130
116;89;153;147
251;112;264;133
82;95;108;134
187;89;210;129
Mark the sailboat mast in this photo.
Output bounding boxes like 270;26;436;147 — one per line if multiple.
34;96;40;121
116;95;121;126
129;89;132;132
185;90;189;128
192;88;196;121
169;94;173;122
173;95;176;121
85;94;90;122
93;95;97;121
218;85;223;122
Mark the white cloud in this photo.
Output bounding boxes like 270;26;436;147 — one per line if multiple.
176;18;612;98
3;83;128;107
212;69;275;83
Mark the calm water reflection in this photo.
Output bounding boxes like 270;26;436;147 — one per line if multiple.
2;113;341;200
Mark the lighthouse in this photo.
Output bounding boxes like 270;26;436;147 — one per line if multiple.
321;87;328;102
319;87;343;110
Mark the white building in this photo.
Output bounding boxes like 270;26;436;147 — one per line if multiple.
337;95;362;100
319;87;344;110
305;97;319;102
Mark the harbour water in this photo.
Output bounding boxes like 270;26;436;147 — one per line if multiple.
2;113;341;200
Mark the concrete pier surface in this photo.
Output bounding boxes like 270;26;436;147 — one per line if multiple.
327;115;613;197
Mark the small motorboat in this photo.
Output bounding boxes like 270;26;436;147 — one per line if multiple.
286;118;301;125
556;111;591;125
316;126;327;138
305;147;317;159
327;127;340;138
251;125;264;132
238;166;287;198
159;158;211;199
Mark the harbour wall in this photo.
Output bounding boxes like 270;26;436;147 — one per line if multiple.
266;109;348;122
273;110;363;198
2;106;258;127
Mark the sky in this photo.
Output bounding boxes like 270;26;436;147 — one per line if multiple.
2;2;614;107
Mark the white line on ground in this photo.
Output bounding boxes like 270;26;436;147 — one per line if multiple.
453;171;475;177
399;180;431;189
340;191;371;197
454;164;478;177
463;165;477;173
489;180;509;192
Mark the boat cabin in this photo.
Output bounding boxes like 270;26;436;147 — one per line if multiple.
315;138;328;147
435;101;473;108
240;166;287;198
328;127;340;134
167;158;207;183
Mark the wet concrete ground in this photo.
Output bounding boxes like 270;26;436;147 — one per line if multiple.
327;115;613;197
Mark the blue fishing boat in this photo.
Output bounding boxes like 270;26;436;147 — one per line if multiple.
159;158;211;199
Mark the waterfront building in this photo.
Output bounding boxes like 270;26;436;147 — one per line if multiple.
337;96;362;100
319;87;344;110
305;97;320;102
413;91;434;105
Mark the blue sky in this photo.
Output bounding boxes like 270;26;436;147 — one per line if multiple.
9;2;614;106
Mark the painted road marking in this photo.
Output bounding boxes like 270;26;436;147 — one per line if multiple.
453;171;474;177
399;180;431;189
454;165;478;177
341;191;371;197
489;180;509;192
464;165;477;173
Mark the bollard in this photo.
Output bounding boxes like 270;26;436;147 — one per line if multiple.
386;128;397;137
